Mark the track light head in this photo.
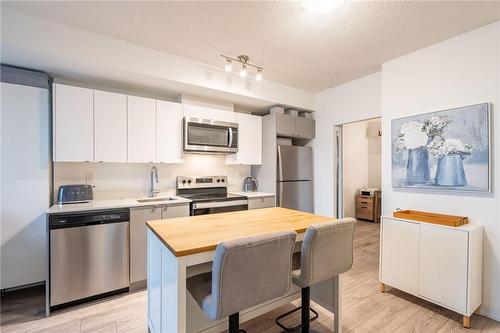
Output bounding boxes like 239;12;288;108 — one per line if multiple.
240;64;247;77
256;68;263;81
224;58;232;72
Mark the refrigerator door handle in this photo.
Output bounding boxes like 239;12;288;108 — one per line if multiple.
278;182;284;207
277;145;283;181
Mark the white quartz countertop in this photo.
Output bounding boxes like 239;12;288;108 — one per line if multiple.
47;191;274;214
47;196;192;214
230;191;275;198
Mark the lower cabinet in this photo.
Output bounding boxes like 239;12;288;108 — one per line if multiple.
247;196;275;209
130;204;189;284
380;217;483;326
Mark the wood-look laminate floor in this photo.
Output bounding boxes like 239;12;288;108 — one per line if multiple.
1;221;499;333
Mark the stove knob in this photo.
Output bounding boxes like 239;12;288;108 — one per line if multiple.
221;178;225;182
182;180;186;184
187;180;192;184
217;179;221;183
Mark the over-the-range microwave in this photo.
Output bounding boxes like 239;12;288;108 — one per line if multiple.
183;117;238;154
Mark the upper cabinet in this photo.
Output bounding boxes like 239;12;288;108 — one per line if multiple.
276;113;315;139
53;84;264;165
127;96;157;163
226;113;262;165
54;84;94;162
157;100;183;163
94;90;127;162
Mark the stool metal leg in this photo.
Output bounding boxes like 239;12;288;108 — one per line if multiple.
275;286;319;332
301;287;310;333
228;313;248;333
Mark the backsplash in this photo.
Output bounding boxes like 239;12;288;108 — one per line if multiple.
54;154;250;201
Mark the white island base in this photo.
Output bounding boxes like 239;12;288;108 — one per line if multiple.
147;230;341;333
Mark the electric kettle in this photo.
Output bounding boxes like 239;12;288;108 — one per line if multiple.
242;177;258;192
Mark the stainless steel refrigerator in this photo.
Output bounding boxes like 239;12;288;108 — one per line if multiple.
276;145;313;213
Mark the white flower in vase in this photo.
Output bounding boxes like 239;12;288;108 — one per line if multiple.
427;138;473;158
396;121;428;151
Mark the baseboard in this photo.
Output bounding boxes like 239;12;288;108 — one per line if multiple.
479;310;500;322
1;280;45;293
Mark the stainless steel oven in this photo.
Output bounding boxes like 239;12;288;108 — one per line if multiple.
184;117;238;153
176;176;248;215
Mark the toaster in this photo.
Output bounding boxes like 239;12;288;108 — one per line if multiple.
57;184;94;204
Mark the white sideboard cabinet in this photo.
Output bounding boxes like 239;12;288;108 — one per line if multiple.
380;216;482;328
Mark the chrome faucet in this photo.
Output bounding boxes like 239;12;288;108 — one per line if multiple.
150;166;160;197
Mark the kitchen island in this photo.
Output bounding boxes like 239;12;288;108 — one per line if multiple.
146;207;343;333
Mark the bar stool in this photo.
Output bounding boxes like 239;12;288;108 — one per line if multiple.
276;218;356;332
187;231;297;333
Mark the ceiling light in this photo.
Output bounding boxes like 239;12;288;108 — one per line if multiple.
220;54;264;82
224;58;232;72
240;64;247;77
302;0;345;14
256;68;263;81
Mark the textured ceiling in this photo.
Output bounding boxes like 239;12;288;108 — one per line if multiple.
3;1;500;92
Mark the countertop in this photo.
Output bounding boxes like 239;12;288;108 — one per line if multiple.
229;191;275;198
47;196;192;214
47;191;274;214
146;207;333;257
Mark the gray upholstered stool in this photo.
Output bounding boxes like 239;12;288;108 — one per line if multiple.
276;218;356;333
187;231;297;333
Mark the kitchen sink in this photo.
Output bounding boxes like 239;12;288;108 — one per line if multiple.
136;197;177;203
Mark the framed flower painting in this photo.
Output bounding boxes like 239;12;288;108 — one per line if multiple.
391;103;491;192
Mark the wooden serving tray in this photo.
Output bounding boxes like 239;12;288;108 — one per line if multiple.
393;210;468;227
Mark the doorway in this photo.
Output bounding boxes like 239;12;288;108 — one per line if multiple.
335;118;382;221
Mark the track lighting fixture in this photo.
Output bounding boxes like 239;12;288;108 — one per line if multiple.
220;54;263;81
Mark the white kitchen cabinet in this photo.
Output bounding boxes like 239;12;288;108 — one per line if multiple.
130;206;162;284
128;96;157;163
183;104;236;123
130;204;189;285
94;90;127;162
161;204;190;219
247;196;275;209
380;217;482;328
226;113;262;165
53;84;94;162
157;100;183;163
380;217;420;295
419;224;468;312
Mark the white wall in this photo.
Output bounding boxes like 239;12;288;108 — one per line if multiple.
342;118;381;218
314;20;500;321
313;72;382;217
381;21;500;320
54;154;250;200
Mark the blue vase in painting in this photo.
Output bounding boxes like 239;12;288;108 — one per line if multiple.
435;154;467;186
406;147;430;184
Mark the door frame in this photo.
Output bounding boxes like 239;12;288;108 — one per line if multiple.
334;117;382;219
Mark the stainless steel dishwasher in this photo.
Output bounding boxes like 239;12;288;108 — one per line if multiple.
49;209;130;310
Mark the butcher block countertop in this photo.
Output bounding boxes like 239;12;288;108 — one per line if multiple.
146;207;333;257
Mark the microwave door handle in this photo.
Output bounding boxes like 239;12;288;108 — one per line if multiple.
228;127;233;147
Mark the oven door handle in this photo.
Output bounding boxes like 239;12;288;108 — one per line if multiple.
193;200;248;210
